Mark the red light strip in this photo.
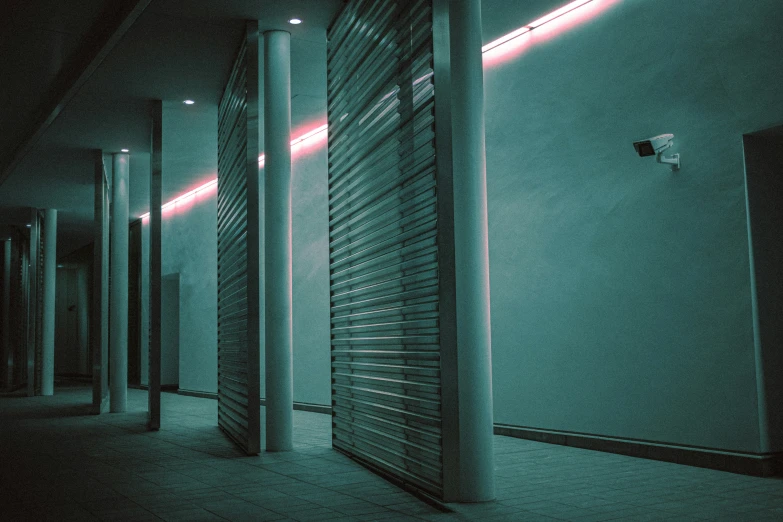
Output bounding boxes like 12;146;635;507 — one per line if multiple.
143;0;603;221
140;178;218;220
141;125;329;220
481;26;533;54
482;0;594;53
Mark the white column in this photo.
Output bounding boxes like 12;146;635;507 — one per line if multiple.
449;0;495;502
148;100;162;430
92;150;110;414
264;29;293;452
2;239;11;388
40;209;57;395
110;153;130;412
27;210;40;397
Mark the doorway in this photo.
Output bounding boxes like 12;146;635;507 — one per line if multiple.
54;266;89;377
161;273;180;389
743;125;783;453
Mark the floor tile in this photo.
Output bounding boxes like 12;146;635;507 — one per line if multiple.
4;383;783;522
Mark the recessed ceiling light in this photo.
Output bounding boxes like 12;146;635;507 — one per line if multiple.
289;18;302;25
183;99;195;105
121;148;129;153
26;223;31;228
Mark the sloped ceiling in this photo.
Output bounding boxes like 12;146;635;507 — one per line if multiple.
0;0;341;256
0;0;563;256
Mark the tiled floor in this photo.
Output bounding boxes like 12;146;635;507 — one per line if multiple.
1;384;782;521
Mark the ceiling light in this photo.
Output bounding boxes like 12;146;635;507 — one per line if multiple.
26;223;31;228
289;18;302;25
183;99;195;105
121;148;129;153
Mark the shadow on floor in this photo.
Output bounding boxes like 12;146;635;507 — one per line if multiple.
1;401;94;420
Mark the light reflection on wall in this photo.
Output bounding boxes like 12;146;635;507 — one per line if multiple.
144;0;619;220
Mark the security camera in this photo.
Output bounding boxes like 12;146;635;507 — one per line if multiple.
633;133;680;171
633;134;673;156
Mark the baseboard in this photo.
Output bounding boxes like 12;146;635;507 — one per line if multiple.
290;401;332;415
178;389;217;400
494;424;783;477
259;398;332;415
129;384;177;392
179;391;333;415
55;373;92;383
35;378;783;477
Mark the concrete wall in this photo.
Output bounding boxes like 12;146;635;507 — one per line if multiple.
140;179;218;394
54;267;80;374
161;273;181;387
54;243;92;376
140;103;219;395
290;145;331;406
482;0;783;453
139;110;331;406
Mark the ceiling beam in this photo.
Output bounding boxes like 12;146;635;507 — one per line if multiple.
0;0;153;188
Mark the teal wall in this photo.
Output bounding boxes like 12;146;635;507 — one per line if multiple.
139;181;219;394
290;146;331;406
140;104;219;395
483;0;783;452
54;267;83;375
139;111;331;406
54;243;92;376
134;0;783;454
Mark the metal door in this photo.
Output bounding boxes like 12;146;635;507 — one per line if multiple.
327;0;444;498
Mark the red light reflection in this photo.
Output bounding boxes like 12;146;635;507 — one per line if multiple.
143;1;620;221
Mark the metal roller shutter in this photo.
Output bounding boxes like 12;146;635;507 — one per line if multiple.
25;212;41;397
217;35;261;454
34;212;44;395
10;235;26;388
327;0;444;498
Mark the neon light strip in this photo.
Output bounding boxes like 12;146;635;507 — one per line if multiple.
143;1;601;221
482;0;594;53
289;123;328;147
481;26;532;54
140;125;329;220
161;178;216;212
140;178;218;220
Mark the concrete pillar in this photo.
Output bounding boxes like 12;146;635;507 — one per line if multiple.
264;29;293;452
110;153;129;412
444;0;496;502
2;239;10;388
92;150;110;414
27;208;40;397
148;100;162;430
40;209;57;395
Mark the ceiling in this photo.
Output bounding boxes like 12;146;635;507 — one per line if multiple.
0;0;561;257
0;0;342;256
